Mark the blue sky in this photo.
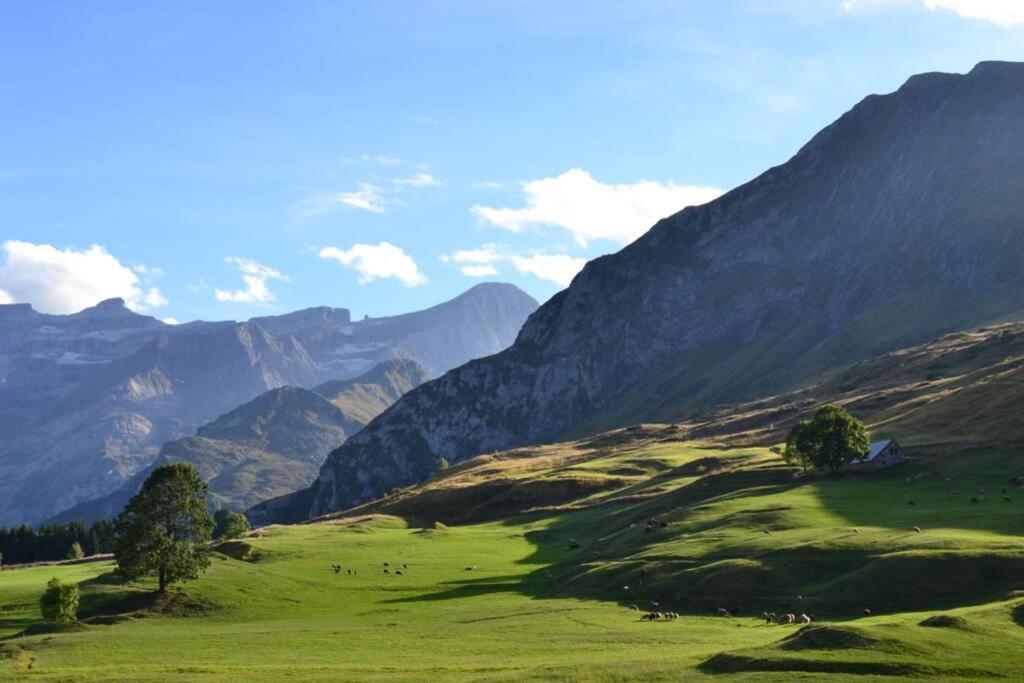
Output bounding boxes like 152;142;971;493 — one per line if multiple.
1;1;1022;322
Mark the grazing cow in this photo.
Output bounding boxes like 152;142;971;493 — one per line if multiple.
971;497;981;504
1005;496;1013;502
396;570;403;576
908;501;916;506
383;569;390;574
465;565;477;571
623;586;630;591
347;569;351;575
912;526;922;533
852;528;860;533
717;608;730;617
660;521;669;528
630;604;640;611
800;614;812;624
403;564;408;569
384;562;390;567
863;608;872;616
763;612;773;624
641;613;657;622
780;613;796;625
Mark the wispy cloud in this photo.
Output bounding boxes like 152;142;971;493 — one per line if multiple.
441;242;586;287
214;257;290;304
391;172;442;188
842;0;1024;26
471;168;723;247
319;242;427;287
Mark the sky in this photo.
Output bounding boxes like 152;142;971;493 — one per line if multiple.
1;1;1023;323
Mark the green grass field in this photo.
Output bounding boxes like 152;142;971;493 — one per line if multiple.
3;437;1024;680
4;324;1024;680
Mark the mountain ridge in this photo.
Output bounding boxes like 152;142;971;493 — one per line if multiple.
255;61;1024;522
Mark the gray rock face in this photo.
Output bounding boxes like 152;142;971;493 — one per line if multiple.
0;283;536;524
51;358;431;523
269;61;1024;521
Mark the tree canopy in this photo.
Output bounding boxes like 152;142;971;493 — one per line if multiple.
783;406;869;474
114;463;214;593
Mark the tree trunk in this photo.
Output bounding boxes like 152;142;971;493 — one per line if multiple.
158;563;166;593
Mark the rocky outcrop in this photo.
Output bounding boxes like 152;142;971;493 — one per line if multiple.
263;61;1024;522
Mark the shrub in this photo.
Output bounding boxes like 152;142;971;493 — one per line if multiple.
213;509;251;540
40;577;79;624
436;457;450;473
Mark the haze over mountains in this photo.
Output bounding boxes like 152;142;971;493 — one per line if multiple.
0;282;537;524
256;61;1024;523
53;358;433;523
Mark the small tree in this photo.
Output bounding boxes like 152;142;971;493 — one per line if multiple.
40;577;79;623
67;542;85;560
783;419;816;474
114;463;214;593
213;509;251;540
806;405;869;474
436;457;450;473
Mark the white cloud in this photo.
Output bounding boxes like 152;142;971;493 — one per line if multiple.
340;184;387;213
0;241;168;314
441;243;504;265
471;168;723;247
162;317;180;325
842;0;1024;25
440;243;586;287
460;265;499;277
319;242;427;287
392;172;441;188
510;254;587;287
0;288;13;304
214;257;290;304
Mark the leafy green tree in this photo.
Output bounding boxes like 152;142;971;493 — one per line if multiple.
806;405;869;474
114;464;214;593
783;419;816;474
40;577;79;623
436;457;450;473
67;542;85;560
213;509;251;540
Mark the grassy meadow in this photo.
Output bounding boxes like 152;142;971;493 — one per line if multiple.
3;437;1024;680
3;324;1024;680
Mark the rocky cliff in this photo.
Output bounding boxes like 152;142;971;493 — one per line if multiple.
262;61;1024;522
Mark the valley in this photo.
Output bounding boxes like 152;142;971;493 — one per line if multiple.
3;320;1024;679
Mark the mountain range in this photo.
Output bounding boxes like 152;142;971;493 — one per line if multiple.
0;282;537;524
254;61;1024;523
52;358;432;523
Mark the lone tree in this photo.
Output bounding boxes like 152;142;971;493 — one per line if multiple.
785;405;868;474
40;577;79;624
114;463;214;593
783;419;815;474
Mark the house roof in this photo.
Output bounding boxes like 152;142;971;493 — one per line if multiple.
853;440;895;464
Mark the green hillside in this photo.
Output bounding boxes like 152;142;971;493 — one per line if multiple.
3;324;1024;679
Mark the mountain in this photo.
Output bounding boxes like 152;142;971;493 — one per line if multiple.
315;358;433;425
256;61;1024;523
51;358;431;523
0;283;537;524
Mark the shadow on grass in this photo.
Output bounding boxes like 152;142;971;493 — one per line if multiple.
380;449;1024;620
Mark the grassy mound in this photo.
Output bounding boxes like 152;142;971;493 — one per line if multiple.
699;652;927;676
920;614;971;629
19;621;88;636
780;625;889;651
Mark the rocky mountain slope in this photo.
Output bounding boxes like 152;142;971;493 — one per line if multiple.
257;61;1024;522
0;283;536;524
52;358;430;522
